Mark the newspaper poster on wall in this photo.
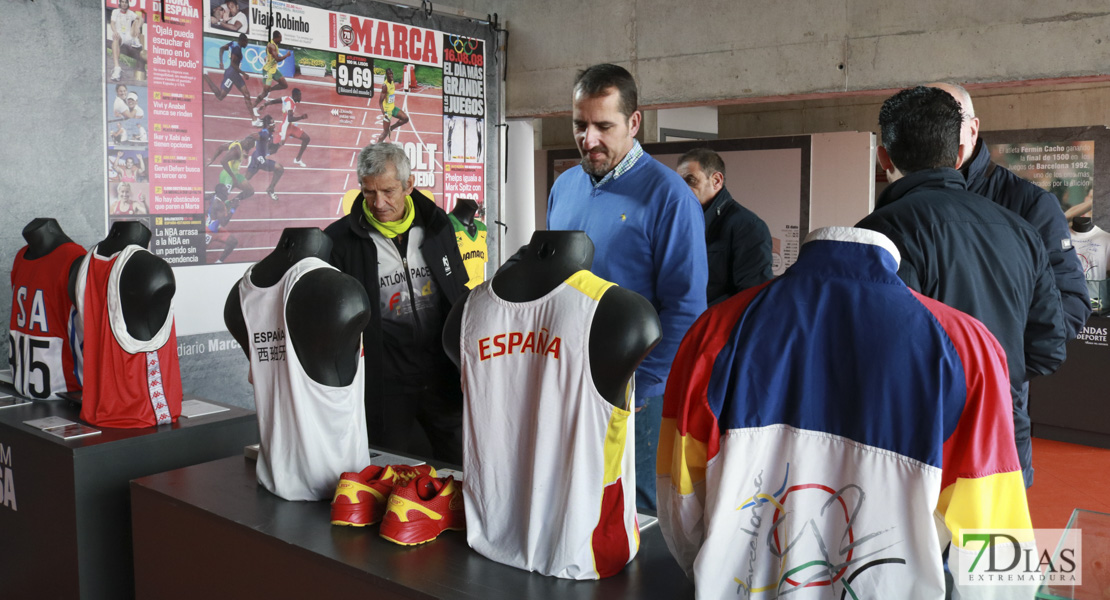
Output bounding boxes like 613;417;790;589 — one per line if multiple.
102;0;488;265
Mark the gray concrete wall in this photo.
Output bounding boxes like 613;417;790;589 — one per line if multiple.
719;82;1110;139
450;0;1110;117
1;1;107;367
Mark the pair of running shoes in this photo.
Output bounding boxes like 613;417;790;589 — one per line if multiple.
330;464;465;545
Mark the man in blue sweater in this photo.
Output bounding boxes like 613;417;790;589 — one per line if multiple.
547;63;708;511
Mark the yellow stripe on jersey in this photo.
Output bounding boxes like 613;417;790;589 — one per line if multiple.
384;80;396;108
566;270;614;301
658;416;708;495
228;141;243;172
937;470;1034;548
263;42;279;74
602;405;630;485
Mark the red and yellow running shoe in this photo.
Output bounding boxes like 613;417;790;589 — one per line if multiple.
330;464;436;527
379;475;465;545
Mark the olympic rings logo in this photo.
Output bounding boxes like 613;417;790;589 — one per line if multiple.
242;45;288;71
243;46;267;70
448;35;480;55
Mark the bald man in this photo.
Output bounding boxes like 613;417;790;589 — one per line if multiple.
929;82;1089;487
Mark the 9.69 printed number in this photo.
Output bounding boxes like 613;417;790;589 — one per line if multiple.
337;64;373;90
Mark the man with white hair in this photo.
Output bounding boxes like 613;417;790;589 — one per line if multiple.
929;82;1089;487
324;143;470;462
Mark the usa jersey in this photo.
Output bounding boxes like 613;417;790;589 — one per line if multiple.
447;214;487;289
74;245;182;428
8;242;86;399
239;258;370;501
460;271;638;580
658;227;1034;599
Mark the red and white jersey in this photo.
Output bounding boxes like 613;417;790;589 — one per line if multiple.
9;242;86;399
74;245;182;428
459;270;638;580
280;95;297;124
238;257;370;501
275;95;299;144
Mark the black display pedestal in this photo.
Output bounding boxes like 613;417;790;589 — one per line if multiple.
130;455;695;599
1031;315;1110;448
0;396;258;599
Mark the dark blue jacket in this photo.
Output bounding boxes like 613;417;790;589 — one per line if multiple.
962;138;1090;340
704;186;773;305
857;168;1067;403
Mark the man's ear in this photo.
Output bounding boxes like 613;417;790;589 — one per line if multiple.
710;171;724;193
877;146;895;174
628;110;642;137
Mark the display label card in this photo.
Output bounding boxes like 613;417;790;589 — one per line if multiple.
44;424;102;440
0;396;30;410
180;399;230;418
24;416;76;430
637;514;659;532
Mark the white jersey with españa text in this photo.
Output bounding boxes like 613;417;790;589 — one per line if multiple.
238;257;370;501
459;270;638;580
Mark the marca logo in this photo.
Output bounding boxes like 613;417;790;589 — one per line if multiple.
340;16;440;65
957;529;1081;587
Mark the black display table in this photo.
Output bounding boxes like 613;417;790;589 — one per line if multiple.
0;396;258;599
131;455;695;599
1031;314;1110;448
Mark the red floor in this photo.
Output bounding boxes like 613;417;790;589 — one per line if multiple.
1027;437;1110;529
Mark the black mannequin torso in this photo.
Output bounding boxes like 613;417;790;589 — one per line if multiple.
22;218;76;260
451;198;480;238
1073;216;1094;233
224;228;370;387
69;221;175;342
443;231;661;407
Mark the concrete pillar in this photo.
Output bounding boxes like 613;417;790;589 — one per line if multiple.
503;118;537;258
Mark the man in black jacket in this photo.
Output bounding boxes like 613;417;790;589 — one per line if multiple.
325;143;470;462
677;147;773;305
928;82;1090;339
857;87;1067;488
